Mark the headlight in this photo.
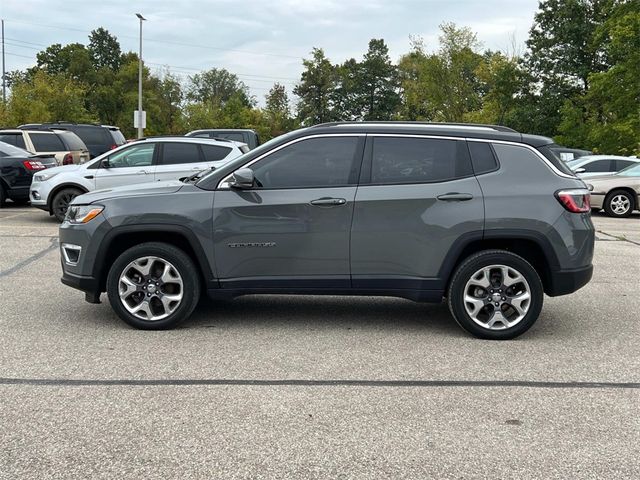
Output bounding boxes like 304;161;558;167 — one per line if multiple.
33;172;59;182
587;184;594;192
65;205;104;224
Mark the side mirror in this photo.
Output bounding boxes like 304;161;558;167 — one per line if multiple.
100;158;110;169
230;168;255;189
574;167;586;174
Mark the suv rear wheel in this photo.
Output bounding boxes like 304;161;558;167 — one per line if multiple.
448;250;543;340
106;242;201;329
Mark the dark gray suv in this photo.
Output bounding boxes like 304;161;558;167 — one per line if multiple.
59;122;594;339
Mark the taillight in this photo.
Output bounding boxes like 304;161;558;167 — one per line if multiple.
63;153;74;165
22;160;46;171
556;189;591;213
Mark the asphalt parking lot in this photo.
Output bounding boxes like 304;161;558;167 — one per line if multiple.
0;205;638;479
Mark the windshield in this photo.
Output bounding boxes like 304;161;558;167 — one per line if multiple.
195;129;306;185
0;140;33;157
618;163;640;177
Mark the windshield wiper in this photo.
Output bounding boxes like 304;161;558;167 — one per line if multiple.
183;167;216;183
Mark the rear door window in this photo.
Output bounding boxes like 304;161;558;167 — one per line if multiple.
29;132;65;151
583;160;613;172
369;137;472;184
159;142;202;165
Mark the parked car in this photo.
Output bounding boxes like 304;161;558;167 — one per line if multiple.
31;136;247;221
185;129;260;150
58;122;594;339
18;123;126;159
0;141;56;207
550;145;592;161
566;155;640;178
0;128;90;166
586;163;640;217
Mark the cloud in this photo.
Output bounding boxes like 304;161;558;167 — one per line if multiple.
1;0;539;104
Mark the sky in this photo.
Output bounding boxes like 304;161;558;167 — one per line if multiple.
0;0;540;104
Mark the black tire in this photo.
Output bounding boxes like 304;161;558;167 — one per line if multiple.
51;187;83;222
447;250;544;340
0;184;5;208
603;189;635;218
106;242;201;330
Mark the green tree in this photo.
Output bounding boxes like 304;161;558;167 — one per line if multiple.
186;68;253;108
522;0;618;136
34;43;94;83
294;48;337;125
5;70;94;125
398;24;483;122
88;28;122;71
557;1;640;154
265;83;294;137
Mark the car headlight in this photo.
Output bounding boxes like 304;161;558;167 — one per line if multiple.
65;205;104;224
587;184;594;192
33;172;59;182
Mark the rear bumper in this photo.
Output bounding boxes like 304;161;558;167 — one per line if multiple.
546;264;593;297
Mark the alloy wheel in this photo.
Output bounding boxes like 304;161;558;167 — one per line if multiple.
118;256;184;321
463;264;531;330
610;194;631;215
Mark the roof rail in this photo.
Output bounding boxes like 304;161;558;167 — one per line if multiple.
311;121;518;133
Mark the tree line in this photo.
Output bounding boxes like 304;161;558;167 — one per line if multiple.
0;0;637;154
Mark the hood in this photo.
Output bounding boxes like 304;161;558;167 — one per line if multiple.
41;164;83;175
73;180;185;205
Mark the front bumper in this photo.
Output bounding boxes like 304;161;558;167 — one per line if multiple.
30;180;52;211
546;264;593;297
590;193;605;209
61;270;101;303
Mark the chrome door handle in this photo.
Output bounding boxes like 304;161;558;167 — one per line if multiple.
310;197;347;206
136;170;149;174
436;193;473;201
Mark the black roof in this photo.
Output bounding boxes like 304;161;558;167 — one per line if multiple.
306;122;554;148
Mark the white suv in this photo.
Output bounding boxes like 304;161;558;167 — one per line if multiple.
31;137;248;221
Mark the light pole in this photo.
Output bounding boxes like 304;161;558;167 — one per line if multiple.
136;13;146;139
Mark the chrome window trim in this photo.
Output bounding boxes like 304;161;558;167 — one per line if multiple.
216;133;364;189
217;132;576;189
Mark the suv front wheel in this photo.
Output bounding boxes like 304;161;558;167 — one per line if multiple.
106;242;201;329
448;250;544;340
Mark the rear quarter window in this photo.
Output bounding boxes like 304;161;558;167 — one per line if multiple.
201;144;232;161
74;126;111;145
467;142;498;174
57;132;87;151
535;145;576;176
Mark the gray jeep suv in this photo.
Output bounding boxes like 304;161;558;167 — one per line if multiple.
59;122;594;339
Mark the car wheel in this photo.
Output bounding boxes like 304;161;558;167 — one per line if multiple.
106;242;201;330
52;187;83;222
447;250;544;340
603;190;634;218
